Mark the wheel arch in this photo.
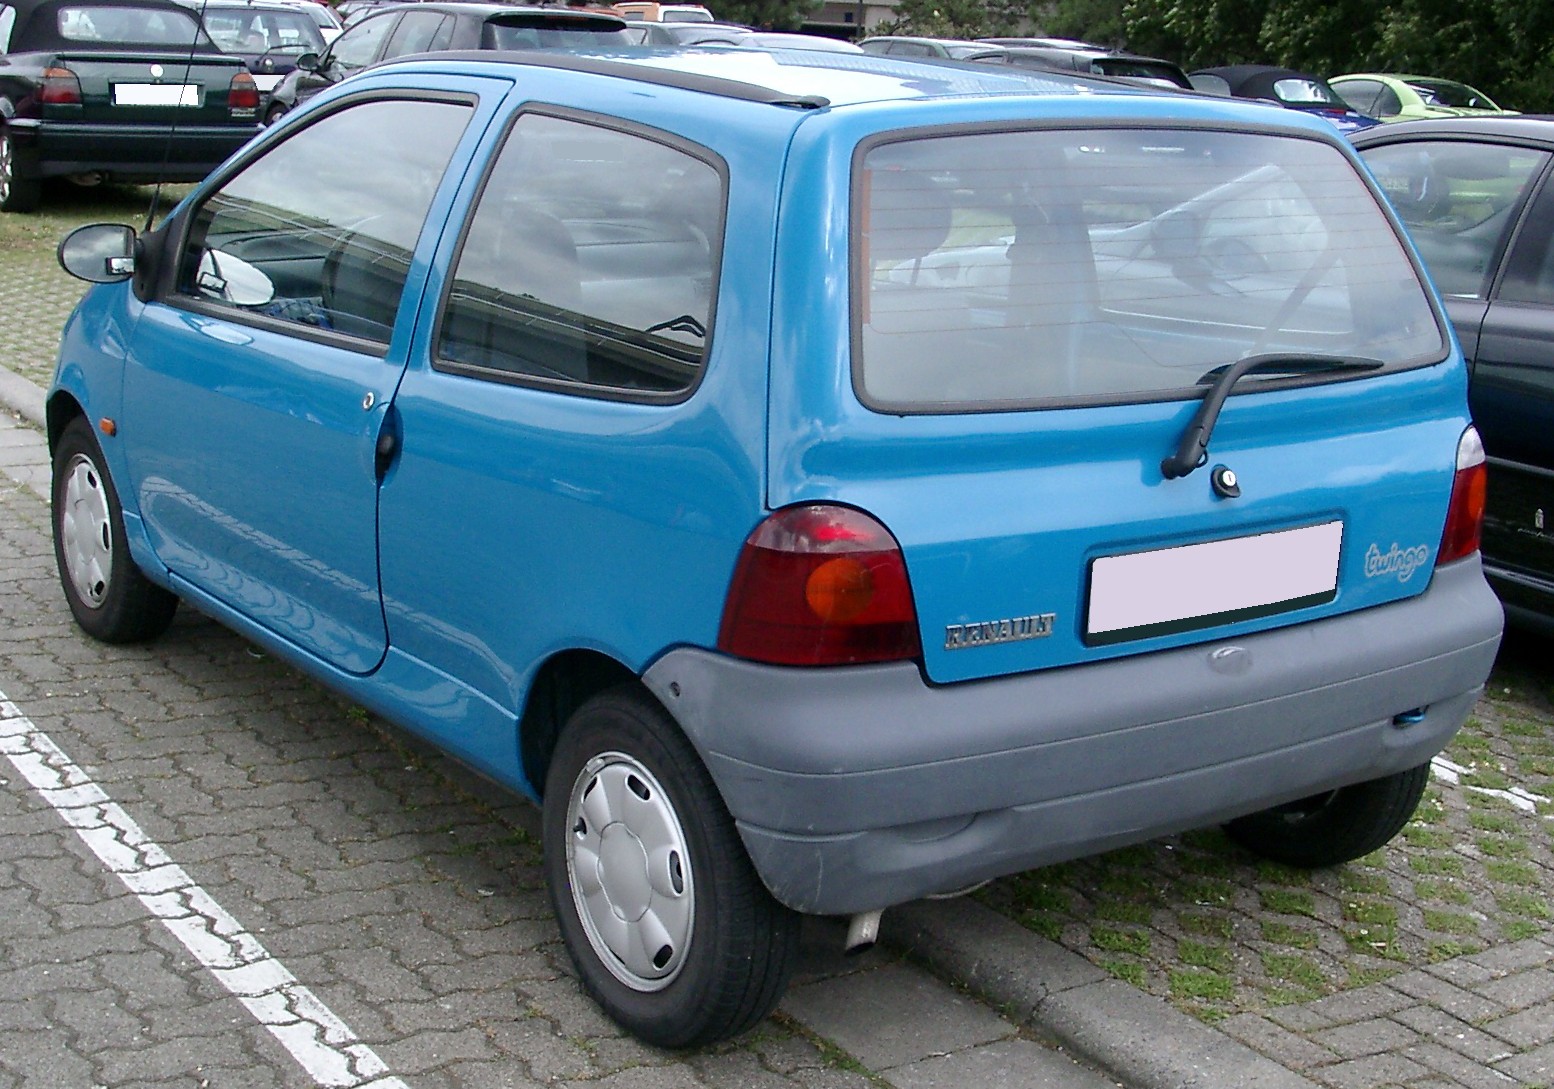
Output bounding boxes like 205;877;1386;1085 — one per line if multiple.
519;648;639;799
47;389;86;455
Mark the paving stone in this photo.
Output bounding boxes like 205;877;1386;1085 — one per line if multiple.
1389;1005;1517;1064
1312;1018;1422;1061
1477;969;1554;1013
888;1037;1122;1089
1308;1051;1429;1089
782;963;1013;1071
1494;1040;1554;1087
1389;971;1507;1025
1403;1042;1522;1089
1217;1013;1338;1070
1480;1005;1554;1049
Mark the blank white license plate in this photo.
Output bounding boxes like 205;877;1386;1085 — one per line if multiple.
1086;521;1343;645
113;83;200;106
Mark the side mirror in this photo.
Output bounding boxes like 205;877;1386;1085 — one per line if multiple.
296;50;320;71
58;223;137;283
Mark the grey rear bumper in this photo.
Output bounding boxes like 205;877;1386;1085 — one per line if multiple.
642;558;1503;915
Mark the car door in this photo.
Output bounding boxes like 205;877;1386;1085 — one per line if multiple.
119;88;487;673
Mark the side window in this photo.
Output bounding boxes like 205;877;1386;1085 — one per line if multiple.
0;4;16;50
436;112;724;396
383;11;449;58
1497;176;1554;305
1373;86;1402;117
1334;79;1381;115
1361;141;1548;299
178;98;472;344
328;12;393;72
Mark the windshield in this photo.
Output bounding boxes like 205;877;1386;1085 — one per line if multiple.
203;8;325;53
854;127;1443;411
1272;78;1342;106
1408;79;1497;110
484;18;633;48
57;4;204;44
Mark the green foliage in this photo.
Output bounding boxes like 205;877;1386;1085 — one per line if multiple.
717;0;821;29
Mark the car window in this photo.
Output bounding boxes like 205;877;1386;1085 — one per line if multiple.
1411;79;1495;110
1373;85;1402;117
328;11;393;70
177;98;473;344
0;5;15;50
484;16;634;49
1334;79;1382;115
56;3;203;44
1361;141;1549;299
1494;175;1554;305
436;112;724;397
855;127;1443;411
1271;78;1339;106
1188;73;1230;96
204;7;325;53
383;10;450;57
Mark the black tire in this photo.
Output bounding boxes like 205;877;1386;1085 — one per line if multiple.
51;417;178;643
1223;763;1431;869
0;126;42;214
264;103;288;127
542;685;799;1048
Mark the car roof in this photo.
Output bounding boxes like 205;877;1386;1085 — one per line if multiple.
1350;115;1554;146
357;1;623;15
375;48;1352;121
1189;65;1327;94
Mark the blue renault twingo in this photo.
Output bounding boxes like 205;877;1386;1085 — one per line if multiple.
51;47;1504;1046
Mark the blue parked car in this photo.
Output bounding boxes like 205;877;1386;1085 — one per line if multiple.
51;49;1502;1046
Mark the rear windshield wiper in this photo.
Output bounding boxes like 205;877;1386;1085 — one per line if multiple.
1160;353;1384;481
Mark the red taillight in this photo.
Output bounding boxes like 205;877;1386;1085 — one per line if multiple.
1439;426;1487;566
228;71;260;112
40;66;82;105
718;504;921;666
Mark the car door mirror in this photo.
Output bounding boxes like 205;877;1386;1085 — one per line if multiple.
57;223;136;283
296;50;320;71
195;248;276;307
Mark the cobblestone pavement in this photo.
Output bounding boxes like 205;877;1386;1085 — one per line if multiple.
0;405;1125;1089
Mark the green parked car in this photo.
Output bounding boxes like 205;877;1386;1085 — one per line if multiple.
1330;73;1515;122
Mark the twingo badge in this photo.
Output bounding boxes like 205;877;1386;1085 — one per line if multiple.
945;612;1056;650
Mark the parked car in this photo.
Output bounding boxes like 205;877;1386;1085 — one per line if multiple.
1190;64;1382;134
739;30;859;52
1353;117;1554;629
190;0;327;98
1332;73;1514;123
272;0;342;43
858;35;1005;61
264;2;629;124
0;0;260;211
996;45;1191;89
977;35;1104;49
52;46;1500;1048
620;19;746;45
613;1;712;20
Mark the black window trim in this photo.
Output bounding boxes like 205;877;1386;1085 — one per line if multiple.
429;102;730;406
158;87;479;359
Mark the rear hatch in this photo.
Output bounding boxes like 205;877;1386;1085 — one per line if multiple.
771;121;1463;685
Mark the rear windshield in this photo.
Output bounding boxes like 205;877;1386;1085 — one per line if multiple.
484;16;632;49
56;4;203;44
854;127;1443;411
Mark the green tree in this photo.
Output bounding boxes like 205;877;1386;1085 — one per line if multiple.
717;0;822;28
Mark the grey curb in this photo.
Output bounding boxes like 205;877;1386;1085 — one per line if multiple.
0;367;46;429
887;898;1322;1089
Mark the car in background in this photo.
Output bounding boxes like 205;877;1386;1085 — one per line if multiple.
0;0;259;211
190;0;327;98
274;0;342;43
1190;65;1381;134
858;35;1005;61
264;1;629;124
613;1;712;19
621;19;746;45
740;30;859;52
977;35;1103;49
997;45;1190;89
52;43;1500;1050
1331;73;1514;123
1353;117;1554;629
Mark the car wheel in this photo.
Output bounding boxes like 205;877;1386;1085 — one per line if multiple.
1223;763;1431;868
52;417;178;643
0;126;42;214
542;685;799;1047
264;103;288;127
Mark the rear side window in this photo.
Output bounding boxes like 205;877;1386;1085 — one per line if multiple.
436;111;723;398
57;4;202;43
1361;140;1549;299
855;127;1444;411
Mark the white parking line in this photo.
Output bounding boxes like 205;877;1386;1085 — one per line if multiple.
0;691;410;1089
1431;754;1553;817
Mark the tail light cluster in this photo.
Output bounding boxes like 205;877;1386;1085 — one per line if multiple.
228;71;260;115
718;504;921;667
40;67;82;105
1438;425;1487;566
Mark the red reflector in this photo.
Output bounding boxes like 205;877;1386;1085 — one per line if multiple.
718;505;921;666
228;71;260;111
1439;427;1487;566
40;66;82;105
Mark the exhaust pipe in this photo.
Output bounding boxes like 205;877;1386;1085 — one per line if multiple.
844;909;882;955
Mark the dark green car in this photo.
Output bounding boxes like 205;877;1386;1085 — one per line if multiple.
0;0;261;211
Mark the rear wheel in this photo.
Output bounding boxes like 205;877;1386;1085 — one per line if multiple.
264;103;288;127
542;686;799;1047
1223;764;1431;868
0;127;42;213
52;417;178;642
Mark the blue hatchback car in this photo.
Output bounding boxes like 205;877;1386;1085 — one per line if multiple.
51;48;1503;1046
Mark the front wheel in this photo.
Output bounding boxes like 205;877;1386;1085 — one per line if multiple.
542;686;799;1048
1223;764;1431;868
52;417;178;642
0;127;42;213
264;103;288;127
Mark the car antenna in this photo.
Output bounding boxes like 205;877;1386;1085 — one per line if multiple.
144;0;218;233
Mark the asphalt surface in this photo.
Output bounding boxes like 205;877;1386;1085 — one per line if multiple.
3;274;1554;1088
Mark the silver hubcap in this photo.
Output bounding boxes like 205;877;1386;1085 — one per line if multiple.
59;453;113;609
0;133;12;205
566;752;694;991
